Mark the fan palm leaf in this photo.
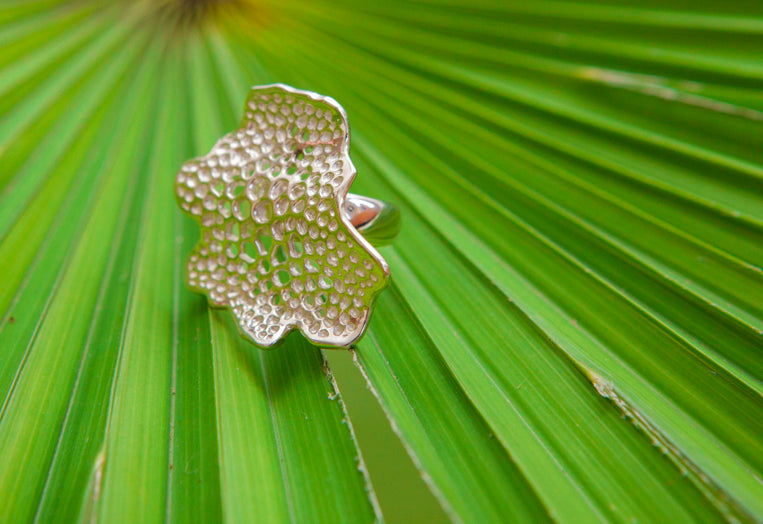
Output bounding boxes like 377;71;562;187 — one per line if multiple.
0;0;761;522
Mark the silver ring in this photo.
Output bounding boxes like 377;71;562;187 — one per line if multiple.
175;84;399;349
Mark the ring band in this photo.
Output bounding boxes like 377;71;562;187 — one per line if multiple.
344;194;400;247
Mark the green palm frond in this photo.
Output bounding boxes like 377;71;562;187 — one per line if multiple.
1;0;761;522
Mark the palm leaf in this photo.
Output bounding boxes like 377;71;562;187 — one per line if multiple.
1;0;761;522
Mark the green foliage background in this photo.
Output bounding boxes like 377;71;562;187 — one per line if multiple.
0;0;762;522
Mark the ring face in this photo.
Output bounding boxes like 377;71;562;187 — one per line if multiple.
175;84;390;348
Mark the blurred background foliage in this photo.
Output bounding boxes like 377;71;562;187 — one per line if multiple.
0;0;762;522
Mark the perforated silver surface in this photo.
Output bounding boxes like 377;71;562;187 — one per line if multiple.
175;84;389;348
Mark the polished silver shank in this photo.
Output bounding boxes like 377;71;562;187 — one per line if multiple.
343;194;400;246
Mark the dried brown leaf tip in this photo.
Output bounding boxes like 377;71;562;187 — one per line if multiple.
175;84;389;348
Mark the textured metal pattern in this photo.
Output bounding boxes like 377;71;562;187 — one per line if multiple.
175;84;389;348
